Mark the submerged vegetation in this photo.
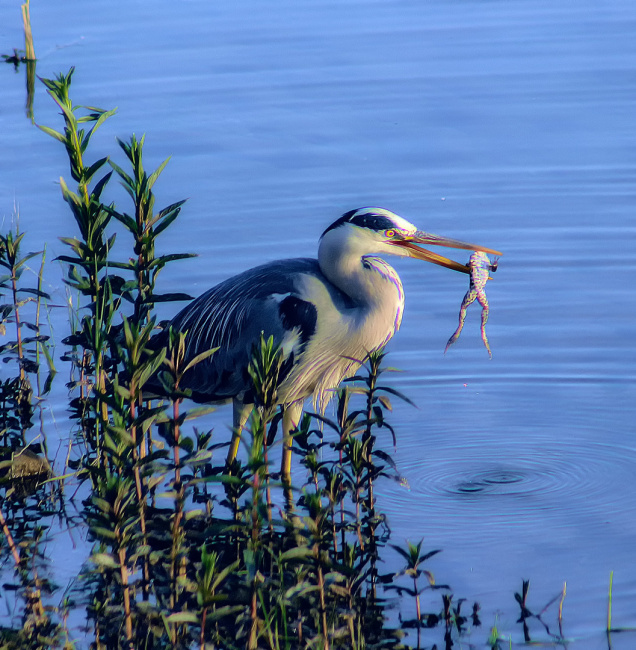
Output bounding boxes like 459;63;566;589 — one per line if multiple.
0;68;604;649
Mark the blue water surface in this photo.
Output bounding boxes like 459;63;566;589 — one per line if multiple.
1;1;635;646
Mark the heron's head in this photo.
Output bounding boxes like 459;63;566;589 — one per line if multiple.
320;207;501;274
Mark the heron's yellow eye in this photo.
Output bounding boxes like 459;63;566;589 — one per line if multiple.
385;229;396;238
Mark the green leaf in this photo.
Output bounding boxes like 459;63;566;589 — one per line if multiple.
83;104;109;113
181;450;212;467
107;425;135;447
37;124;66;143
205;605;245;622
284;582;319;601
390;544;413;563
153;202;187;235
376;385;416;407
197;474;244;486
152;252;197;265
90;553;120;569
324;571;346;585
183;347;217;374
92;171;114;201
108;210;136;232
156;490;179;499
147;156;171;190
422;569;435;585
373;449;398;472
138;350;167;389
147;291;194;303
165;612;200;624
109;159;134;190
14;250;43;269
131;545;152;558
185;509;204;521
182;405;216;420
179;437;194;453
83;156;109;182
279;547;313;562
210;559;240;591
378;395;393;411
88;107;118;138
420;549;442;563
16;287;51;299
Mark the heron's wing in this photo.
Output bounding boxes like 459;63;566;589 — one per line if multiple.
167;258;321;402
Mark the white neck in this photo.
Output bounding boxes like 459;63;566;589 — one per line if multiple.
317;227;404;316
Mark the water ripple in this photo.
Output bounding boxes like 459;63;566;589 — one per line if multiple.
387;432;636;526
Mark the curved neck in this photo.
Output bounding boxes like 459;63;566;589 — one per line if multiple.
318;229;403;307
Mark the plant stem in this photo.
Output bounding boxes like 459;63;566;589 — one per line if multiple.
117;546;134;645
607;571;613;632
415;575;421;647
21;0;35;60
129;392;150;597
558;581;566;637
10;259;25;382
0;505;21;566
171;396;184;617
317;560;330;650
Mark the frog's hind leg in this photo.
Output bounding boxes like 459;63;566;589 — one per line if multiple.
445;290;475;354
476;292;492;359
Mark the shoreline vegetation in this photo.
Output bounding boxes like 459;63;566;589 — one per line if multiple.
1;67;473;650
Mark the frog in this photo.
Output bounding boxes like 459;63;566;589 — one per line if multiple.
444;251;498;359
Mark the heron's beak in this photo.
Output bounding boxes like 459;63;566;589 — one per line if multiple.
390;231;502;274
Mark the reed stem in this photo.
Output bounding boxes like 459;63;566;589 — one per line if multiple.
21;1;35;61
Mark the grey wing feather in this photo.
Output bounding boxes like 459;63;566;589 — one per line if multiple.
168;258;321;401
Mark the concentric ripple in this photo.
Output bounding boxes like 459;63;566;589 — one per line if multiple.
454;469;526;495
430;459;562;498
383;425;636;527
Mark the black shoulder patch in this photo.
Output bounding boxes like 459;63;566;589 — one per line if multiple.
321;208;395;237
278;296;317;345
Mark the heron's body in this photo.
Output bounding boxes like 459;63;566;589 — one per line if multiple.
158;207;501;477
173;257;403;412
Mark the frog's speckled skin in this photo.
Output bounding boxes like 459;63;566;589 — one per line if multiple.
445;251;497;359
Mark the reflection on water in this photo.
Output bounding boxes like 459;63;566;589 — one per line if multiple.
1;0;636;645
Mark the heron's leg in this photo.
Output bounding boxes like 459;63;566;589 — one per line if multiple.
281;401;303;480
227;399;252;466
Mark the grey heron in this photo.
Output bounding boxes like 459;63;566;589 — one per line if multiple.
159;207;501;478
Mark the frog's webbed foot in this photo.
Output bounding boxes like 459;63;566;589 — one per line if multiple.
444;327;462;354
